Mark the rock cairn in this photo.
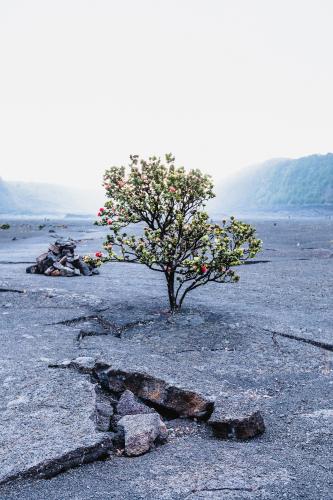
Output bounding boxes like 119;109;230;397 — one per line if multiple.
26;239;99;277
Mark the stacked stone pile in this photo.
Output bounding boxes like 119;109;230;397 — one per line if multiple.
26;239;99;277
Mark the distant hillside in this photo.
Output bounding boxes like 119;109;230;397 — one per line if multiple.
0;178;101;216
215;154;333;209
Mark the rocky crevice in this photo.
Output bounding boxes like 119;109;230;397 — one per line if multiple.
1;352;266;486
51;357;265;450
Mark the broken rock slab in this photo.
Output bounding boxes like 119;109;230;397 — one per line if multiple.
117;413;168;457
0;368;113;485
94;364;214;419
208;396;265;440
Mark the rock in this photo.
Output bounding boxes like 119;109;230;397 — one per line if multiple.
117;413;168;456
51;269;61;276
208;397;265;440
53;262;76;277
49;244;61;254
58;256;68;265
116;390;156;418
37;252;57;272
36;252;49;264
78;258;93;276
55;238;76;250
26;265;38;274
95;402;114;432
44;266;55;276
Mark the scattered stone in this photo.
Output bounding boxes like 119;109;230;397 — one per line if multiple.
117;413;168;456
26;239;99;277
208;396;265;440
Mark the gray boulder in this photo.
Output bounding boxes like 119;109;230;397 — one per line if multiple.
117;413;168;456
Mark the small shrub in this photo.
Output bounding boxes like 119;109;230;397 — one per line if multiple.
97;154;261;311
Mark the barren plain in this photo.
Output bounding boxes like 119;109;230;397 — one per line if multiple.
0;216;332;499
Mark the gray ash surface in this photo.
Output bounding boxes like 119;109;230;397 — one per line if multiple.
0;216;332;499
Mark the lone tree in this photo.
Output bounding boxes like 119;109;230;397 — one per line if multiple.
97;154;261;311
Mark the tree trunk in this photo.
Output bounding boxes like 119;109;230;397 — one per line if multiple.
166;272;178;311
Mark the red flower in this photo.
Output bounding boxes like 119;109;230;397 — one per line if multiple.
99;207;105;212
201;264;208;273
107;219;112;225
95;251;103;258
169;186;176;193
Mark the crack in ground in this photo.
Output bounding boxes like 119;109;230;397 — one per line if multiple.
162;346;235;357
2;357;264;485
184;486;254;498
262;328;333;352
77;318;157;342
243;260;271;265
0;261;35;265
51;313;156;341
49;314;102;326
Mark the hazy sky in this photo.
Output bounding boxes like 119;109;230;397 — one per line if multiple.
1;0;333;188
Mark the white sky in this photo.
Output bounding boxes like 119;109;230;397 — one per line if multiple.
1;0;333;188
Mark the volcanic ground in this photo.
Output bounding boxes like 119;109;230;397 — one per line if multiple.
0;215;332;499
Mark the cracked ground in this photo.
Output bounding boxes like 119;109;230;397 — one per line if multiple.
0;217;332;499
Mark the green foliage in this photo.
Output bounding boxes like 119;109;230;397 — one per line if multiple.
97;154;261;310
82;254;106;268
219;154;333;208
0;223;10;230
